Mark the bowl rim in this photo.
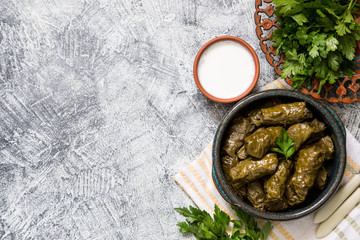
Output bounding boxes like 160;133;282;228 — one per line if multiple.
193;36;260;103
212;89;346;220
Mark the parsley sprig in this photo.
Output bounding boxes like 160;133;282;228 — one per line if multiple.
271;0;360;93
175;204;272;240
272;128;295;160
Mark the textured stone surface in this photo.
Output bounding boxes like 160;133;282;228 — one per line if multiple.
0;0;359;239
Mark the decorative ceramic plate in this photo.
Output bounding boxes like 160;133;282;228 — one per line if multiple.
255;0;360;103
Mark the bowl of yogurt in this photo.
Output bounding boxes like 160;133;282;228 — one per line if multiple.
193;36;260;103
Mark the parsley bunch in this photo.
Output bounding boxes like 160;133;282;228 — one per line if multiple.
175;205;272;240
271;0;360;92
272;128;296;160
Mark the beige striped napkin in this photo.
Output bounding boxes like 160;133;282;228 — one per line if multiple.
174;79;360;240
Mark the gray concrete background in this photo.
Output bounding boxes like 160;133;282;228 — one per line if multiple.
1;0;360;239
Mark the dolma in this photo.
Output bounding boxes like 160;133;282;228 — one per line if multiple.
247;99;282;127
247;181;266;210
248;102;313;126
221;155;239;183
264;159;293;201
317;136;334;160
244;126;282;158
222;117;255;157
248;108;263;127
285;183;303;206
237;145;248;160
314;166;328;190
266;197;288;211
233;184;248;199
310;119;326;136
287;136;334;206
221;156;248;198
229;153;278;185
287;119;326;150
238;128;265;159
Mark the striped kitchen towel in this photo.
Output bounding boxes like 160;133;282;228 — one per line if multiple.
174;78;360;240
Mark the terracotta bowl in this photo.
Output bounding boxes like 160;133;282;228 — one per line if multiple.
212;89;346;220
193;36;260;103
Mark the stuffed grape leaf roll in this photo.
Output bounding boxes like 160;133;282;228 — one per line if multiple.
247;181;266;210
310;119;327;136
264;159;293;201
221;156;239;181
248;108;263;127
222;117;255;157
229;153;278;185
244;126;282;158
221;156;248;199
287;136;334;206
233;185;248;199
237;145;248;160
285;183;303;206
314;166;328;190
238;127;265;159
248;102;313;126
266;197;289;211
317;136;334;161
287;119;326;150
247;100;282;127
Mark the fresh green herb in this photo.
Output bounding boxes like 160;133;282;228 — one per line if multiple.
232;206;273;240
271;0;360;93
272;128;295;160
175;204;272;240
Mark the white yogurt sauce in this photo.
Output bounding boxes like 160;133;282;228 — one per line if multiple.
197;40;256;99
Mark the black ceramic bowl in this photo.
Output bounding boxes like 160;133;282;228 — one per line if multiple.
212;89;346;220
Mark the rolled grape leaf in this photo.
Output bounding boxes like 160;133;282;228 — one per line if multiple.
244;126;282;158
229;153;278;185
287;119;326;150
221;155;239;181
248;108;263;127
237;145;248;160
317;135;334;160
264;159;293;201
310;119;326;136
249;102;313;126
285;183;303;206
266;197;289;211
222;117;255;157
262;102;313;126
247;181;266;211
287;136;334;206
247;99;282;127
314;166;328;190
233;184;248;199
221;156;249;199
237;128;265;159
